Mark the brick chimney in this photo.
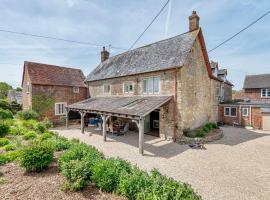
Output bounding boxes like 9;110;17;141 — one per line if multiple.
189;11;200;31
101;46;109;62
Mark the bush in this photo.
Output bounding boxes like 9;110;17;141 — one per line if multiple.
21;119;38;130
0;108;13;120
39;131;54;141
61;159;90;191
53;136;72;151
6;150;21;162
9;126;27;135
195;129;205;138
91;158;132;192
34;122;47;133
19;141;55;172
2;144;15;151
42;118;53;129
117;167;151;200
202;126;209;133
0;138;9;146
0;154;8;165
16;110;39;120
0;99;11;111
23;131;37;140
0;123;9;137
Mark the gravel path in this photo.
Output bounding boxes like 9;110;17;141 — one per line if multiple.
55;126;270;200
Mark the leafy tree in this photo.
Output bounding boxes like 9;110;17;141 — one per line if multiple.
16;87;22;92
32;94;54;114
0;82;12;99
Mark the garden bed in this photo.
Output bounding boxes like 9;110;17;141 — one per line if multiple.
0;154;124;200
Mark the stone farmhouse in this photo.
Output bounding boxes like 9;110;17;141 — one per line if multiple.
22;61;88;123
67;11;233;154
219;74;270;131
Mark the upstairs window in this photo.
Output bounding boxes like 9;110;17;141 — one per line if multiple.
261;88;270;98
123;81;134;94
55;102;67;116
26;82;30;94
103;84;111;94
142;77;160;94
73;87;79;93
215;87;220;96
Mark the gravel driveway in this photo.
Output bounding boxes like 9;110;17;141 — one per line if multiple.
54;126;270;200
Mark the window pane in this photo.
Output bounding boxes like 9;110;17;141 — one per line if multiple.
124;83;128;93
231;108;236;116
129;84;133;92
262;89;266;97
154;77;160;93
267;89;270;97
143;80;147;93
225;108;230;116
148;78;153;94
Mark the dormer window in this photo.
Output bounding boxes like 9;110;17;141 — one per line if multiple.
261;88;270;98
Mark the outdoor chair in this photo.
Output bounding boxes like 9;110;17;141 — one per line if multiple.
117;123;129;136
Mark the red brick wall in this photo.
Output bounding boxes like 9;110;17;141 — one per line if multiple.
224;83;232;102
31;85;88;123
244;88;261;100
219;105;262;129
22;69;32;110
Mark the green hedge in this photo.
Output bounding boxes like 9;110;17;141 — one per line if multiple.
0;108;13;120
16;110;39;120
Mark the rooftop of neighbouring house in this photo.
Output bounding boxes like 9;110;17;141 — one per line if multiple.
22;61;87;88
86;29;200;82
243;74;270;89
220;99;270;107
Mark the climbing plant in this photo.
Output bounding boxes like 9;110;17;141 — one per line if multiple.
32;94;54;114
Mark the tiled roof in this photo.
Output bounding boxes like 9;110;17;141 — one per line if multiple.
86;29;200;82
68;95;172;117
23;61;86;87
243;74;270;89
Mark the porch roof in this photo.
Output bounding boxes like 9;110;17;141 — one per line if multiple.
67;95;172;118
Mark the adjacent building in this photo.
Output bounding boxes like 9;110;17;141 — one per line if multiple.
22;61;88;123
219;74;270;131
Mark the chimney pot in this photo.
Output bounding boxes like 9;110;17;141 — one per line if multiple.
189;11;200;31
101;46;109;62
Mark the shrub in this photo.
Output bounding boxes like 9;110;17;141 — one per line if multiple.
91;158;132;192
141;169;201;200
2;144;15;151
39;131;54;141
0;109;13;120
6;150;21;162
205;123;212;130
23;131;37;140
61;159;90;191
211;122;218;129
0;123;9;137
53;136;72;151
21;119;38;130
195;129;205;138
0;99;11;111
16;110;39;120
117;167;151;200
34;122;47;133
202;126;209;133
0;138;9;146
9;126;27;135
42;117;53;129
0;154;8;165
19;141;55;172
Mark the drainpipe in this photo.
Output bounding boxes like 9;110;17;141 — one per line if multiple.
250;105;252;126
173;70;177;142
239;105;241;125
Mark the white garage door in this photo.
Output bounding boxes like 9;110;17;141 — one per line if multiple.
263;113;270;131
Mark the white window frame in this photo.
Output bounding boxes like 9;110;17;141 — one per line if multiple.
103;84;111;94
142;76;160;95
55;102;67;116
224;107;237;117
261;88;270;98
123;81;134;94
73;87;80;93
26;82;30;94
215;87;220;97
242;107;249;117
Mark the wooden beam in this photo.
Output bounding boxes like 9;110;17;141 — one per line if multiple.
66;108;70;129
138;117;144;155
101;114;107;141
79;111;86;134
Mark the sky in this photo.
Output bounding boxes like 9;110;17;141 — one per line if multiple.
0;0;269;90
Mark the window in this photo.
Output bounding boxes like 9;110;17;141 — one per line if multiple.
142;77;160;94
215;87;220;96
103;84;111;94
123;81;134;94
73;87;79;93
26;82;30;94
242;108;249;117
55;102;67;116
224;107;237;117
261;88;270;98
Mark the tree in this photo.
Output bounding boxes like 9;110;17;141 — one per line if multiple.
0;82;12;99
16;87;22;92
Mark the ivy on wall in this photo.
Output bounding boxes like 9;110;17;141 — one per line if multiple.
32;93;54;114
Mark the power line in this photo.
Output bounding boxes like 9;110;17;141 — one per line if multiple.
128;0;170;50
0;28;127;50
208;10;270;53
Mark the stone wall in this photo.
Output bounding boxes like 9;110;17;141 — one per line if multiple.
22;69;32;110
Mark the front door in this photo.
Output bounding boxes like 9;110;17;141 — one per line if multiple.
144;114;151;133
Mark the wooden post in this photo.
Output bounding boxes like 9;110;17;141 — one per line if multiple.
102;114;107;141
80;111;85;134
66;108;69;129
138;117;144;155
